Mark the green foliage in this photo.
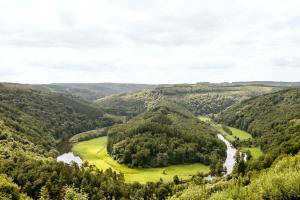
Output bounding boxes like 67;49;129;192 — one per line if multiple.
217;88;300;170
171;152;300;200
69;128;108;143
97;84;278;118
39;186;50;200
0;174;30;200
62;186;88;200
0;85;116;150
35;83;155;100
107;104;226;168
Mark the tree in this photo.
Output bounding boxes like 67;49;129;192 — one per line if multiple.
173;175;180;185
63;186;88;200
39;186;51;200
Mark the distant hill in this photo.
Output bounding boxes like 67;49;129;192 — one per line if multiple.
96;84;281;117
230;81;300;87
34;83;157;100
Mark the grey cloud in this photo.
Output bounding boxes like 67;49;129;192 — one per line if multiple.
268;16;300;30
29;60;120;72
178;61;236;71
271;57;300;68
0;67;20;77
0;28;120;48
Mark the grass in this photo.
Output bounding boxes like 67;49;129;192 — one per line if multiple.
198;116;263;160
198;116;212;123
72;137;209;183
242;147;263;159
198;116;252;142
228;127;252;140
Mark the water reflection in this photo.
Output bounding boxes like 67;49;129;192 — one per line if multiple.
57;152;83;166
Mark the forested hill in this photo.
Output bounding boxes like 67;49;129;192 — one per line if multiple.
96;84;280;117
216;88;300;170
0;84;115;149
107;102;226;168
34;83;157;100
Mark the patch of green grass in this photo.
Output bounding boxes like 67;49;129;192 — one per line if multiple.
198;116;252;142
212;124;236;142
228;127;252;140
242;147;263;159
198;116;212;123
72;137;209;183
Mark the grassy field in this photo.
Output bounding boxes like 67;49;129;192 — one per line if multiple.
228;127;252;140
242;147;263;159
198;116;252;142
72;136;209;183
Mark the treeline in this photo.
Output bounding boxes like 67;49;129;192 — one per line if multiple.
107;105;226;168
96;84;279;119
0;154;173;200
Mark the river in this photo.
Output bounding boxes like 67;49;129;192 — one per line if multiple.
57;152;83;166
217;134;237;174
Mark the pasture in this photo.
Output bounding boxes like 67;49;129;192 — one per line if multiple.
72;137;209;183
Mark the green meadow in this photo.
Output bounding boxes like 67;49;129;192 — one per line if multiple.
72;137;209;183
198;116;263;159
242;147;263;159
198;116;252;141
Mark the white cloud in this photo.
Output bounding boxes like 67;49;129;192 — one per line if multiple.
0;0;299;84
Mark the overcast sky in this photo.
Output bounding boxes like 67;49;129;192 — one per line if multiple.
0;0;300;84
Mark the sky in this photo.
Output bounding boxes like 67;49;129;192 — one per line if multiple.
0;0;300;84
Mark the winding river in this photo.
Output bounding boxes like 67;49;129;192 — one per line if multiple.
217;134;237;174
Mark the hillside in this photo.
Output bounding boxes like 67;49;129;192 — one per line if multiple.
171;151;300;200
216;88;300;169
34;83;156;100
107;102;226;168
96;84;280;118
0;84;115;150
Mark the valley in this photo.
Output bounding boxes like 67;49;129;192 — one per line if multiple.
0;83;299;200
59;115;251;183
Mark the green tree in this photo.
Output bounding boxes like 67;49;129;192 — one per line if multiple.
62;186;88;200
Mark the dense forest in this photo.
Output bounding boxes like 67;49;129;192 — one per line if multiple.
107;102;226;168
34;83;156;100
96;84;280;118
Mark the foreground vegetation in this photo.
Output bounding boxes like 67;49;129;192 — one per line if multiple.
171;152;300;200
73;136;209;183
